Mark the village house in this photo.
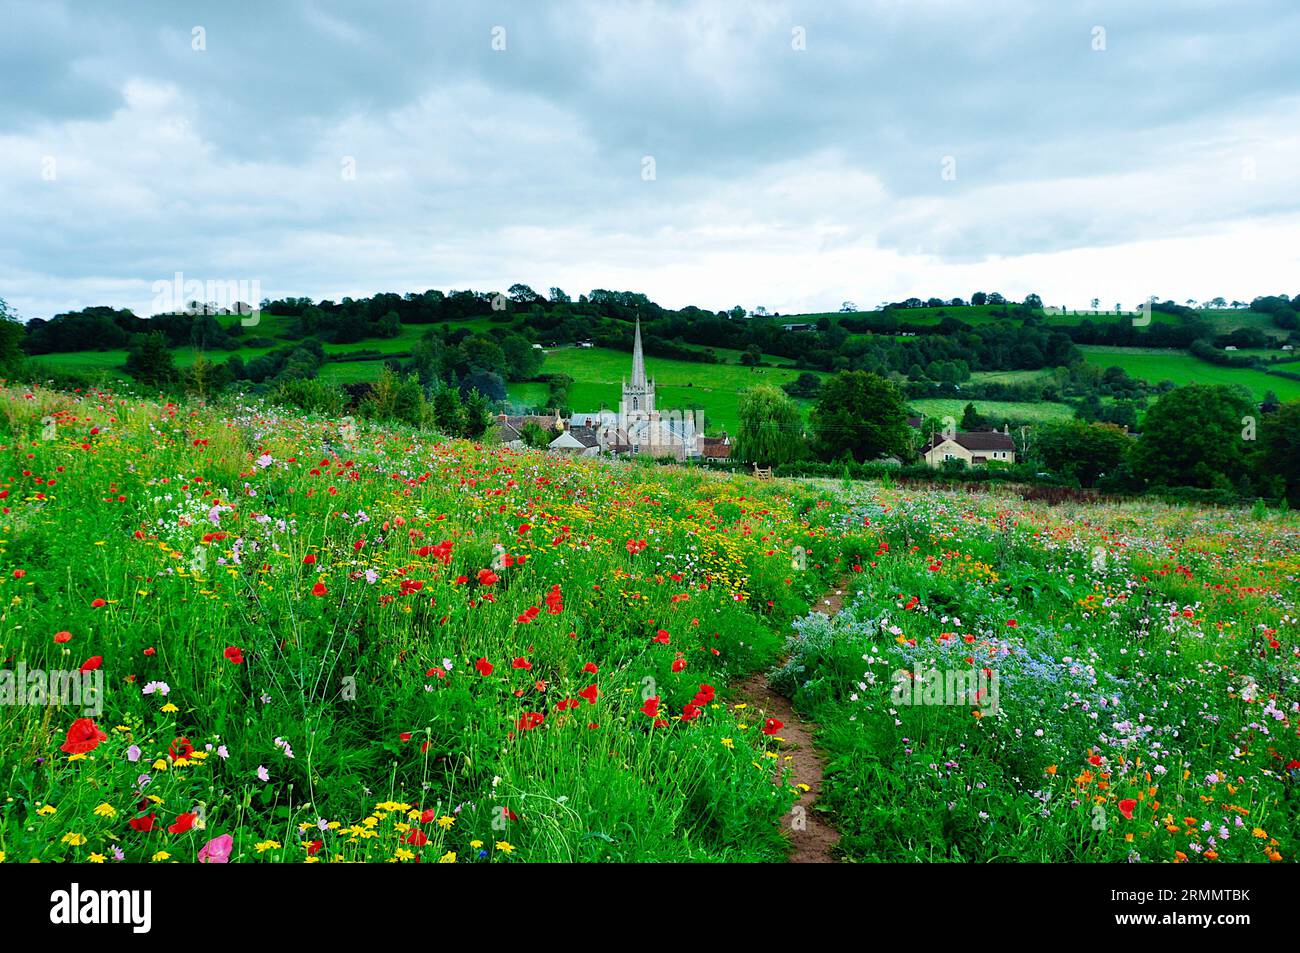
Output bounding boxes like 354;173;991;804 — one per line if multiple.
698;433;732;460
919;426;1017;468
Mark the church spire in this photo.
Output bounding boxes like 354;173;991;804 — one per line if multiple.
631;317;648;388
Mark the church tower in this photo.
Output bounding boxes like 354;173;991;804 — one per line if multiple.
620;318;655;419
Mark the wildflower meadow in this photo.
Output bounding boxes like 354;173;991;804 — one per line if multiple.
0;384;1296;866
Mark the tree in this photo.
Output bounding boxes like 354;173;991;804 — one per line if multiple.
1133;384;1254;489
0;298;24;376
739;344;761;368
840;301;857;313
432;387;464;436
971;292;987;306
1257;400;1300;504
781;372;822;399
960;403;985;430
124;332;178;386
461;389;493;438
733;384;803;468
500;334;543;381
1035;421;1132;487
508;283;542;304
810;370;911;462
519;421;551;449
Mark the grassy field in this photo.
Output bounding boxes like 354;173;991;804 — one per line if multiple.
1081;346;1300;402
507;346;811;431
909;397;1074;426
3;383;1295;864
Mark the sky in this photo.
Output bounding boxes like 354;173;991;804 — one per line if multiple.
3;0;1299;321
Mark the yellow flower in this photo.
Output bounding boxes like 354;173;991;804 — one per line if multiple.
160;703;178;713
720;738;734;749
37;804;57;816
151;851;171;862
470;839;484;849
93;803;117;818
495;841;515;854
152;759;168;771
436;815;455;830
1252;827;1268;838
61;832;86;846
438;851;457;863
394;847;415;862
88;853;106;863
254;840;282;853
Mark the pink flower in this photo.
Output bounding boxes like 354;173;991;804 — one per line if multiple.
197;833;234;864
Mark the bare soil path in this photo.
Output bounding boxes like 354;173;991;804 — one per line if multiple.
735;580;849;863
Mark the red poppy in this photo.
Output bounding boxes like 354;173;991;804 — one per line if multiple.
60;717;107;754
311;581;328;597
582;662;599;674
516;712;545;731
475;657;494;676
578;684;599;705
1117;798;1137;820
762;717;784;736
128;813;158;832
652;630;670;645
302;554;317;565
640;696;660;718
169;736;195;761
511;657;532;671
476;568;500;586
91;598;106;608
53;630;72;644
405;829;428;846
224;646;244;665
80;656;102;672
671;657;687;673
168;812;198;834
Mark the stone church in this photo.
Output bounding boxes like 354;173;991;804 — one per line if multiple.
559;319;701;459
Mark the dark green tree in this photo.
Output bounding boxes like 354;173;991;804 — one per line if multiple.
1034;421;1133;487
1257;400;1300;504
810;371;911;462
124;332;178;386
1133;384;1254;489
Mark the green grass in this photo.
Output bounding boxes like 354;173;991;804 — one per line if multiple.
909;397;1074;426
507;346;812;431
1080;346;1300;402
771;485;1300;862
3;384;1296;864
0;383;850;863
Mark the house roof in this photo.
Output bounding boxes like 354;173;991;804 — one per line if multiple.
699;436;731;459
920;430;1016;454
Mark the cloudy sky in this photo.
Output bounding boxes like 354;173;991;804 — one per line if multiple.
3;0;1299;321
